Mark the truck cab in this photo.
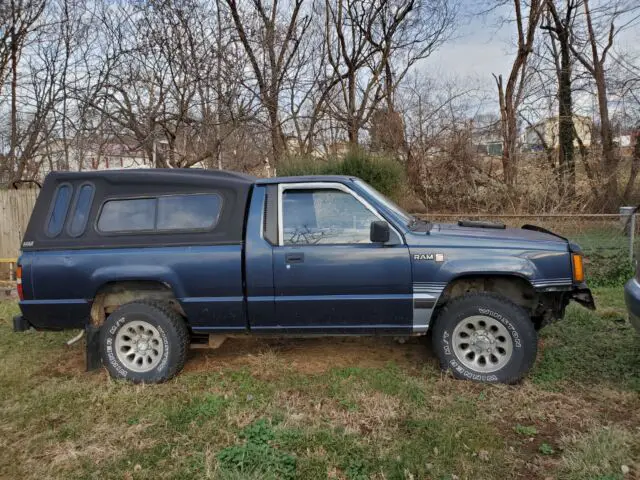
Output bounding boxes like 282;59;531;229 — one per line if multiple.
13;169;594;384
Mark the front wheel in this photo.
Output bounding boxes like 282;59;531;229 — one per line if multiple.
432;293;537;384
99;300;189;383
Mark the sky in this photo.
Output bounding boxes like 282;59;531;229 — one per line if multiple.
423;2;640;96
426;11;513;84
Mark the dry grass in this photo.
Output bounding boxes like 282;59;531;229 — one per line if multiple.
0;289;639;479
559;426;639;480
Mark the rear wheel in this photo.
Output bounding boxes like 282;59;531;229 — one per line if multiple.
99;300;189;383
432;293;537;384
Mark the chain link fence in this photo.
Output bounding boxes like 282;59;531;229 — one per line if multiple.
0;184;638;287
423;213;638;287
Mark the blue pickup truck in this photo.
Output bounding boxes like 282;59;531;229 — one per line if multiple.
13;169;594;384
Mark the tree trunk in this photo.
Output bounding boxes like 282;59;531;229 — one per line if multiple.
496;74;518;188
215;0;223;170
622;131;640;202
571;0;618;211
595;70;617;210
9;0;18;179
557;32;575;199
267;97;284;165
494;0;542;190
347;119;358;145
347;71;358;145
544;0;576;200
503;105;518;187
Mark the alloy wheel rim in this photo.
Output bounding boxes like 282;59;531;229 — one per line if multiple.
114;320;164;372
451;315;514;373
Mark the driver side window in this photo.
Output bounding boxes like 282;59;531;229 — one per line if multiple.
282;188;378;245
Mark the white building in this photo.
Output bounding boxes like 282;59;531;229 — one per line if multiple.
35;137;152;181
521;115;592;149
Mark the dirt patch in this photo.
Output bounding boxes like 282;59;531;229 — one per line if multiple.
483;384;640;479
183;336;435;376
35;342;101;381
29;334;435;380
275;388;405;439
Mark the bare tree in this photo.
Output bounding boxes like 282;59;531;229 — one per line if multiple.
567;0;639;209
570;0;615;207
493;0;544;188
0;0;45;98
75;1;254;170
322;0;456;146
608;48;640;202
0;0;46;179
0;0;93;183
399;75;497;210
223;0;312;166
541;0;578;199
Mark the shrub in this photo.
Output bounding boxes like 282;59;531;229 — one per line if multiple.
586;252;635;287
334;150;405;198
277;156;339;177
278;149;405;199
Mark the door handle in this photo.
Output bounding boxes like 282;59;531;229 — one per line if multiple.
285;252;304;264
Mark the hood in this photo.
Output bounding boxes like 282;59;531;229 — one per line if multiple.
427;222;567;245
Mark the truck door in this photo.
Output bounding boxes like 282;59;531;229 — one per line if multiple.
255;181;412;334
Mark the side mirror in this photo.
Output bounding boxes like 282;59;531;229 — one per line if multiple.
370;220;390;243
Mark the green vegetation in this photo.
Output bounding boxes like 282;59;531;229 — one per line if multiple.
514;424;538;436
0;289;639;479
538;442;555;455
532;288;640;390
217;419;296;479
583;252;635;288
279;150;405;198
565;228;636;288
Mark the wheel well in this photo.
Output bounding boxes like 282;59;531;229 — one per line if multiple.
90;280;184;327
438;275;537;311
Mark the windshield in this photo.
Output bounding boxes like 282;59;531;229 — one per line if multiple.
354;179;413;225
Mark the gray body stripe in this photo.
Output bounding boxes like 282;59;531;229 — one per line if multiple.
412;283;444;333
532;278;573;288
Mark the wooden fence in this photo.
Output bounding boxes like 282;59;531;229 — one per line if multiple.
0;188;635;283
0;190;39;260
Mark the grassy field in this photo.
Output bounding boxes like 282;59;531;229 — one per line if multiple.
0;289;639;480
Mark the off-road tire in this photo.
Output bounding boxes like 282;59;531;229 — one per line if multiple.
432;292;537;384
99;300;189;383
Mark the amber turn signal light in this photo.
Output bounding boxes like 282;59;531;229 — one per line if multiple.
572;254;584;283
16;265;24;301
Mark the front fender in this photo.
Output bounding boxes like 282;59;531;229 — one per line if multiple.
439;256;541;282
410;245;572;290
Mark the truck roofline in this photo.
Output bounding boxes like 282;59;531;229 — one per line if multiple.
45;170;358;187
256;175;356;184
44;168;256;184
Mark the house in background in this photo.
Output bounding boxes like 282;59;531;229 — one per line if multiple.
471;117;503;157
35;136;153;182
521;115;592;150
614;129;640;158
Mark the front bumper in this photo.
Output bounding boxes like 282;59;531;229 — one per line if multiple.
624;278;640;334
571;287;596;310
